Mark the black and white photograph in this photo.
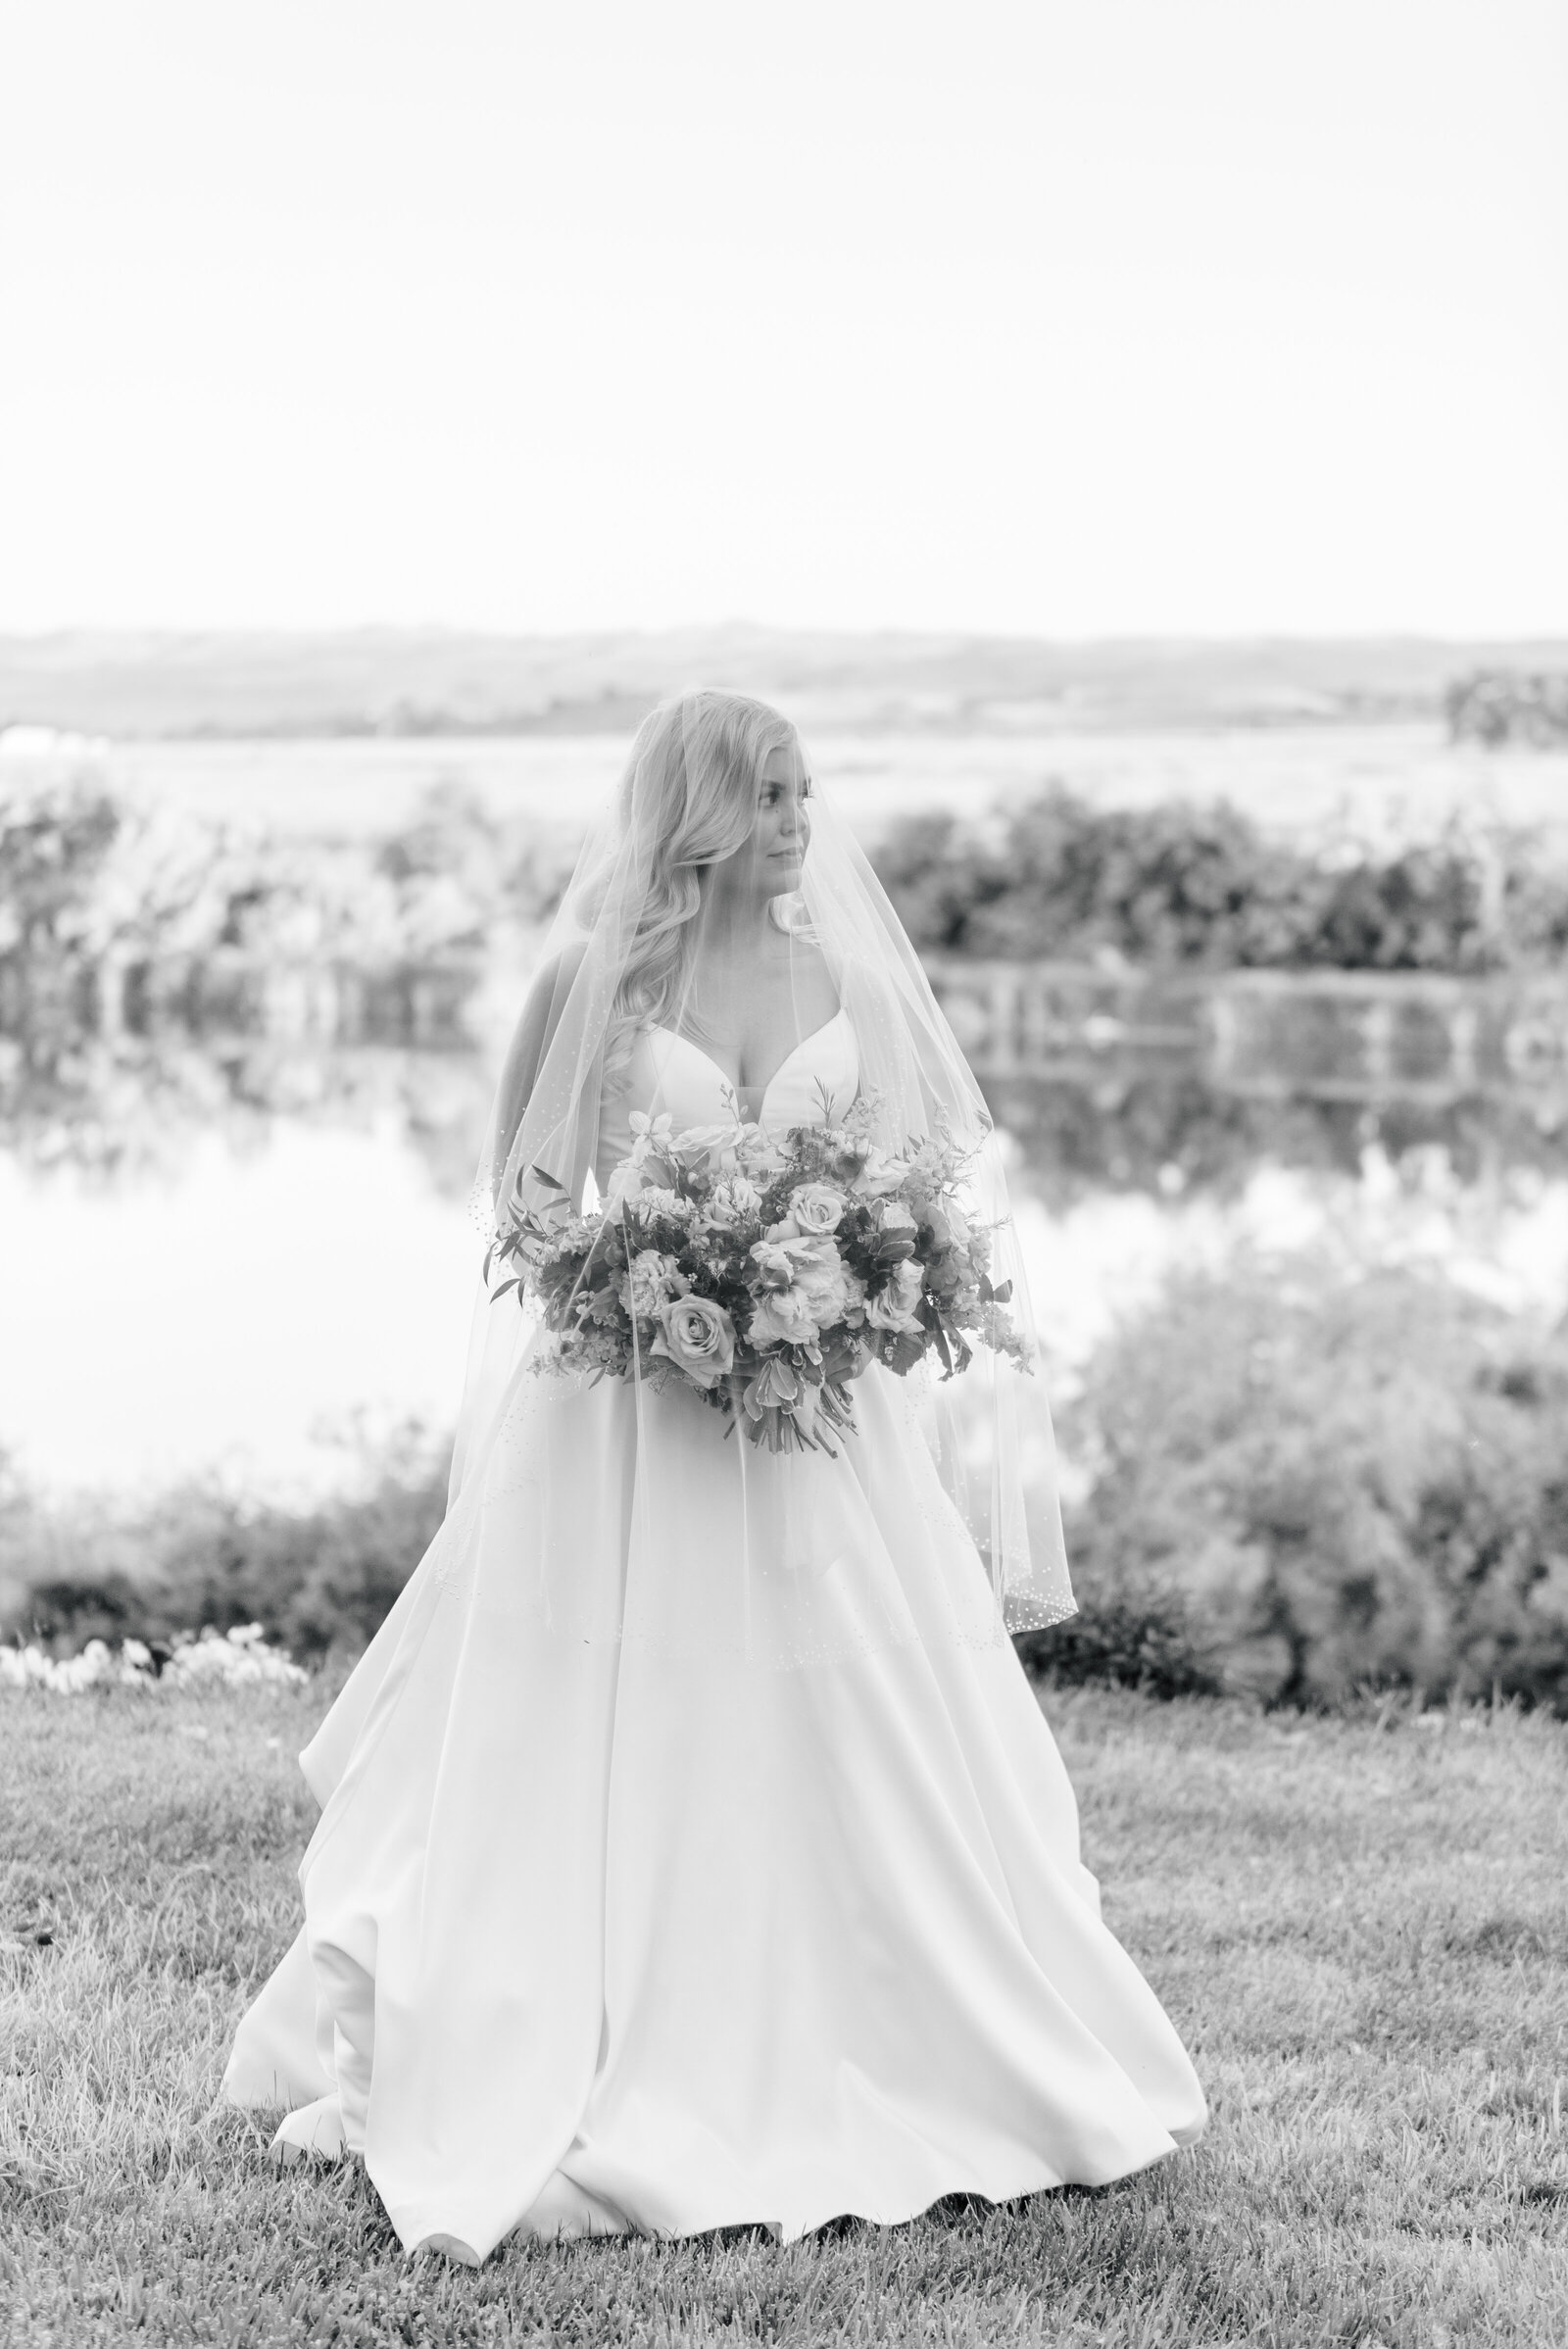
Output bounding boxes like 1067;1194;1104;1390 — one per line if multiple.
2;3;1566;2342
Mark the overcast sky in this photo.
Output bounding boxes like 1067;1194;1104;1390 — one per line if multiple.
3;0;1564;637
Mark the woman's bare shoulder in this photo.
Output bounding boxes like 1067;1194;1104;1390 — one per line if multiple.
532;936;589;990
499;940;590;1085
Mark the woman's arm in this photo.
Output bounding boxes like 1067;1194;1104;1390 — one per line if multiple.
488;940;589;1207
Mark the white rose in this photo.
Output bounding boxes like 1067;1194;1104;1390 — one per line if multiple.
670;1121;742;1176
790;1183;847;1235
651;1295;736;1389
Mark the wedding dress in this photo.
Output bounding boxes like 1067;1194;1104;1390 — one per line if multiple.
224;1000;1207;2262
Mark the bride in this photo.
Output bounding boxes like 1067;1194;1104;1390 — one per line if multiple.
224;688;1205;2262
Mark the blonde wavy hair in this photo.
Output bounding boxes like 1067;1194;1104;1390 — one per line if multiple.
586;687;800;1088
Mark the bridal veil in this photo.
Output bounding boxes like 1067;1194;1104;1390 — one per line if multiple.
440;687;1073;1668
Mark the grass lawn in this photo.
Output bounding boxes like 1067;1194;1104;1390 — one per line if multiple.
1;1679;1565;2348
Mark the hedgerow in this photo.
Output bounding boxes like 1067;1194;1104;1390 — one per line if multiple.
1025;1259;1568;1713
872;788;1568;972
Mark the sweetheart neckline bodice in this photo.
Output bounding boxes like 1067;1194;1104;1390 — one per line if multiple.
594;1007;859;1194
644;1009;850;1120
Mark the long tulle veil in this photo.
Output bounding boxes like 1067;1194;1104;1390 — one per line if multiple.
442;688;1073;1656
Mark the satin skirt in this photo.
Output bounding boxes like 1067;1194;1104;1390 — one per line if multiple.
223;1364;1206;2262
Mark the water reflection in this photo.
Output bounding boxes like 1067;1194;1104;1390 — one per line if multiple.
1012;1116;1568;1416
989;1072;1568;1205
11;1015;1567;1201
0;1116;481;1496
0;1022;496;1494
0;1028;492;1192
5;1030;1568;1499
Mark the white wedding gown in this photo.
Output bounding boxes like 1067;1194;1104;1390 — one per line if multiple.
224;1011;1206;2261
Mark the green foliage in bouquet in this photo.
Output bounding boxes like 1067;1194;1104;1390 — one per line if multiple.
489;1102;1028;1454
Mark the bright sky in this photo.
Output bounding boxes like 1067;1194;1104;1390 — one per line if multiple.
2;0;1565;637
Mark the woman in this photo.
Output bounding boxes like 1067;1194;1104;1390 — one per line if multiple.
224;688;1205;2263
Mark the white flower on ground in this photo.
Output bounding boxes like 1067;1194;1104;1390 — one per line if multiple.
0;1624;306;1693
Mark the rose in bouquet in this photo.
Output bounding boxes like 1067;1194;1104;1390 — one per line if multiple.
488;1101;1029;1454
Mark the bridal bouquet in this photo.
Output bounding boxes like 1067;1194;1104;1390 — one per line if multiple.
488;1103;1029;1453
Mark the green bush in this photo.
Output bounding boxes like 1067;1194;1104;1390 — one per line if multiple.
1447;668;1568;748
1020;1584;1225;1702
0;772;507;982
2;1431;450;1664
1022;1261;1568;1712
872;787;1559;973
0;776;512;1174
12;1264;1568;1717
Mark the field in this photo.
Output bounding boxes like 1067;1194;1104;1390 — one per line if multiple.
2;1683;1565;2347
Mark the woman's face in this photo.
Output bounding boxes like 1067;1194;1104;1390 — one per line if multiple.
752;741;811;889
705;738;812;903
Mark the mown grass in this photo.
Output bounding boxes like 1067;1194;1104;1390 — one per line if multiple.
1;1681;1565;2348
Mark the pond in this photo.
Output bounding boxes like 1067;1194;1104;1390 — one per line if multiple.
7;1022;1568;1503
6;724;1568;1501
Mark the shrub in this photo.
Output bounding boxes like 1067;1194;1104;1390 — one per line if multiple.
0;775;509;1173
961;795;1311;967
2;1431;451;1663
1022;1261;1568;1712
13;1266;1568;1716
873;786;1561;973
870;812;1003;954
1446;669;1568;748
1021;1584;1225;1702
0;772;503;1034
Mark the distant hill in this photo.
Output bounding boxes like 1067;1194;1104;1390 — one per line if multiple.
3;626;1567;740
